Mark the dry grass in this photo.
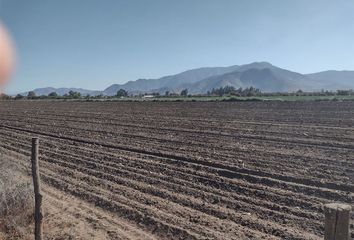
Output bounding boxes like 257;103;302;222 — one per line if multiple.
0;152;34;239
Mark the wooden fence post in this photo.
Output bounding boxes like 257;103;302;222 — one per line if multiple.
324;203;351;240
31;137;43;240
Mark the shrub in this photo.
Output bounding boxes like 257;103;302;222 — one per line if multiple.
0;154;34;239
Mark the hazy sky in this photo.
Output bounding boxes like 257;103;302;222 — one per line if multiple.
0;0;353;93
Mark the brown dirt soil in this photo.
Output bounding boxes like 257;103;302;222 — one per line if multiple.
1;152;157;240
0;101;353;239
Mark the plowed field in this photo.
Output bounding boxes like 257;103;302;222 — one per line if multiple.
0;101;353;239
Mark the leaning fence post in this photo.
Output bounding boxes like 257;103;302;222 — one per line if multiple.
31;137;43;240
324;203;351;240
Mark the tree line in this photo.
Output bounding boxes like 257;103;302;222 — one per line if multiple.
207;86;262;97
1;86;354;100
0;88;191;100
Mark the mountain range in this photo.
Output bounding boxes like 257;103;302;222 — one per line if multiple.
21;62;354;96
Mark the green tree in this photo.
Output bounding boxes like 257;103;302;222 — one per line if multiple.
48;92;58;98
116;89;128;97
68;91;81;99
27;91;36;98
180;89;188;96
15;94;24;100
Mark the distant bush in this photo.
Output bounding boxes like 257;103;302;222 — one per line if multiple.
337;89;354;96
27;91;36;99
222;97;263;102
209;86;262;97
68;91;81;99
116;89;128;97
0;93;11;100
180;89;188;96
48;92;58;98
15;94;24;100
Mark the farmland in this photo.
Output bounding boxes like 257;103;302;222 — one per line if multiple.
0;101;353;239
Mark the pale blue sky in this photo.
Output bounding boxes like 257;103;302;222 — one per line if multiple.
0;0;353;93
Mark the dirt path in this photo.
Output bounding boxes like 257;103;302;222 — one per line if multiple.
43;186;157;240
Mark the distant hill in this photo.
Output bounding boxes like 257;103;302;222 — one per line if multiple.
183;62;323;93
306;70;354;90
20;62;354;96
103;65;240;95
